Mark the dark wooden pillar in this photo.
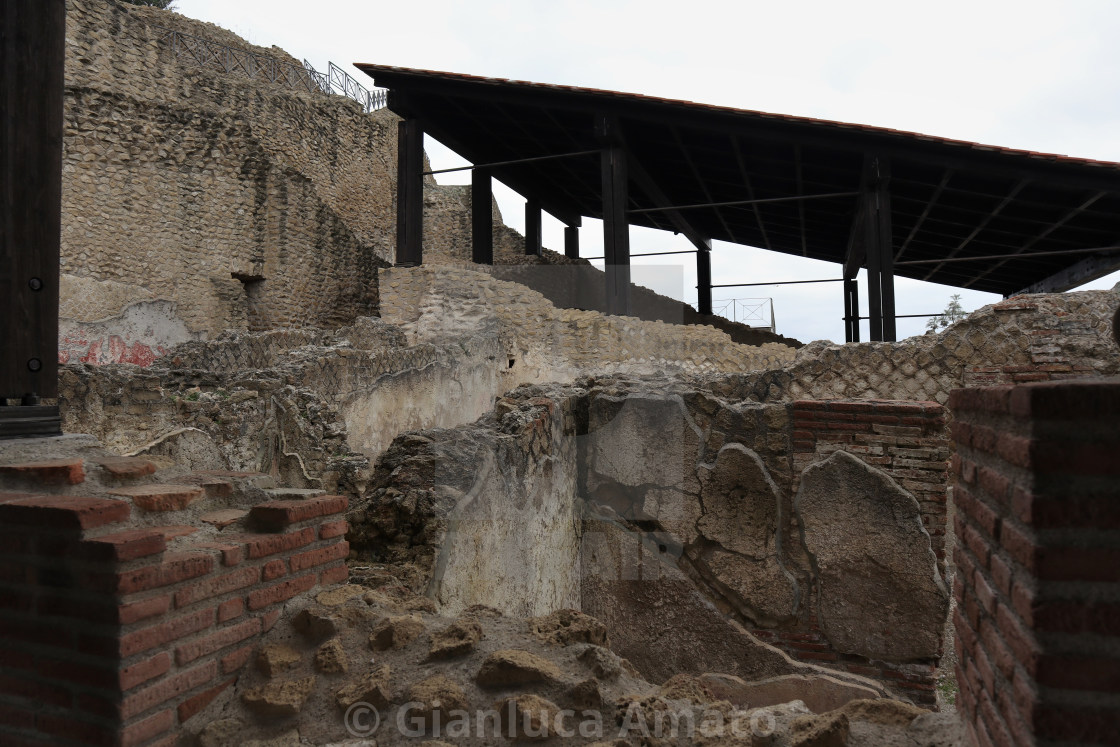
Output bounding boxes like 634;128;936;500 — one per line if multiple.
843;277;860;342
524;198;542;256
471;167;492;264
564;225;579;259
862;154;895;341
696;240;713;315
1;0;64;429
395;118;423;266
601;142;631;316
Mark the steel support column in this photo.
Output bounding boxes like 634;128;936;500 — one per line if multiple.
696;240;712;315
1;0;64;434
862;155;895;341
471;167;492;264
525;198;542;256
395;118;423;266
564;225;579;259
843;278;860;342
601;140;631;316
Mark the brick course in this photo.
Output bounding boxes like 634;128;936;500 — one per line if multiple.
950;378;1120;747
0;490;348;746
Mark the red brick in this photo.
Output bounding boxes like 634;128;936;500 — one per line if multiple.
221;646;252;676
999;521;1036;571
0;494;129;529
121;708;174;747
247;573;316;611
977;466;1011;506
176;617;262;665
1035;702;1120;743
1037;545;1120;583
119;594;172;625
1029;439;1120;477
78;528;166;561
979;618;1016;680
120;652;172;691
107;484;204;512
36;655;116;689
121;659;217;720
320;519;348;539
262;559;287;581
242;527;315;559
995;604;1041;675
974;571;998;616
174;566;260;608
115;552;214;595
261;608;282;632
320;563;348;586
35;713;114;746
1034;600;1120;636
177;677;235;724
217;597;244;623
989;553;1012;596
194;541;244;566
249;495;348;531
289;541;349;572
0;673;70;708
0;458;84;484
0;701;35;730
97;456;157;479
120;606;215;657
1035;653;1120;691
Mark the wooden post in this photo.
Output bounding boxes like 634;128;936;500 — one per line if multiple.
696;240;713;315
843;277;860;342
1;0;64;419
862;155;894;341
524;198;542;256
395;118;423;266
471;167;492;264
601;141;631;316
564;225;579;259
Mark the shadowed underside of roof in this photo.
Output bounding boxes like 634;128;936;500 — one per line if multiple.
356;63;1120;299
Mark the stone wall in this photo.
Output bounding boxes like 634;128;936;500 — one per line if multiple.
377;265;798;385
0;448;348;747
60;0;393;356
949;380;1120;746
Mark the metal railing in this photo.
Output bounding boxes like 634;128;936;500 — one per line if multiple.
712;297;775;332
157;28;388;113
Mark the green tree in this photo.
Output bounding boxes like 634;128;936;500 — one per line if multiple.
925;294;967;334
121;0;177;8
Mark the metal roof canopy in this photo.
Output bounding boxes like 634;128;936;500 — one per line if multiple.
357;64;1120;341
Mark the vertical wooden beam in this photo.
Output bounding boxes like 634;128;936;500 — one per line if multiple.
1;0;64;404
564;225;579;259
471;167;492;264
524;198;542;256
601;141;631;316
843;277;860;342
395;118;423;266
862;154;894;341
696;241;713;315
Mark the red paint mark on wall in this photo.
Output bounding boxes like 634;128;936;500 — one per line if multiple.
61;337;164;367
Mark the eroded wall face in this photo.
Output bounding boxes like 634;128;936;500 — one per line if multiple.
60;0;390;361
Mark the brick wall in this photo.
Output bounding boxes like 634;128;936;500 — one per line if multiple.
749;399;950;707
0;491;347;746
950;379;1120;747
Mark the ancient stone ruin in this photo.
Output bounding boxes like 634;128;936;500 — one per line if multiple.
1;2;1118;746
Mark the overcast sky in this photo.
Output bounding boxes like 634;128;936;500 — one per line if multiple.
174;0;1120;343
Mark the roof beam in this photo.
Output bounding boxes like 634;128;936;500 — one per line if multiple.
624;149;712;254
1010;252;1120;296
896;169;952;262
795;146;808;256
921;179;1028;281
730;137;772;251
961;190;1109;289
671;126;735;240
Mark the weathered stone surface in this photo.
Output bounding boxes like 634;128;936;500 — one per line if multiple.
795;450;949;660
790;710;850;747
658;673;716;704
406;674;468;729
476;649;563;688
316;584;368;607
256;644;301;677
697;673;881;714
587;395;701;493
563;677;603;710
495;694;563;741
335;665;391;710
315;638;349;674
369;614;424;650
241;676;316;718
198;718;245;747
577;645;637;681
427;617;483;660
528;608;607;647
293;607;340;640
244;732;300;747
839;698;928;726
